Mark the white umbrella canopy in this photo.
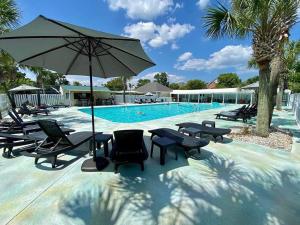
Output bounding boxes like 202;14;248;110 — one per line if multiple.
0;15;155;171
242;81;259;90
9;85;41;92
145;92;154;96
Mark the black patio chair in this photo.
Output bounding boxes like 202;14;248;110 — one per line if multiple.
22;120;92;168
110;129;148;173
0;132;36;157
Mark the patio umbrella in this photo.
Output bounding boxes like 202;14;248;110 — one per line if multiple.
145;92;154;96
0;15;155;171
9;84;41;92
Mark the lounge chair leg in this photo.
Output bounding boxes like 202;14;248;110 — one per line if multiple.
35;157;39;164
150;142;154;157
7;147;13;157
197;147;201;154
140;162;144;171
114;163;118;173
51;156;57;168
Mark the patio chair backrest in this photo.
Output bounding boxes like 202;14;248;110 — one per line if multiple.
38;120;72;146
114;129;144;153
8;110;21;126
11;108;23;123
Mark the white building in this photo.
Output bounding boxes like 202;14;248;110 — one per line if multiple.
171;88;255;104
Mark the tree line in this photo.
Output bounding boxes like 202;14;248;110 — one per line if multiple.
104;71;260;91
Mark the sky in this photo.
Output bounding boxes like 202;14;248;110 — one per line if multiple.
15;0;300;86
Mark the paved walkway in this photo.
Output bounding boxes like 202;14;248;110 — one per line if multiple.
1;104;300;225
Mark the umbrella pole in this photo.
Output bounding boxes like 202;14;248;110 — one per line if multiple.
81;39;109;172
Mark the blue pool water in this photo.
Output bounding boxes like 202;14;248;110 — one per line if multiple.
79;102;222;123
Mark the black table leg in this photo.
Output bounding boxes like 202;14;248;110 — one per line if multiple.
150;142;154;157
103;142;109;157
160;147;165;165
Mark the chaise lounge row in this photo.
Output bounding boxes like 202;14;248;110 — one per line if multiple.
1;115;232;172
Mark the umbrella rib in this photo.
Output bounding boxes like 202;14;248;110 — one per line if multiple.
41;16;139;42
91;41;106;77
41;15;86;37
0;35;140;42
0;36;82;40
64;38;89;55
98;40;155;65
19;39;84;63
65;44;86;74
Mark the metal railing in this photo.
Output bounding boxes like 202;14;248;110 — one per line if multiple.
288;93;300;128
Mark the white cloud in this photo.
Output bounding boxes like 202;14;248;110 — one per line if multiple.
66;75;108;86
131;72;186;86
124;22;194;48
196;0;210;9
171;43;179;50
177;52;193;61
106;0;175;20
297;7;300;18
175;45;253;71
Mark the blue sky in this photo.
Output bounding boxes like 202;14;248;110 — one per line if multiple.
16;0;300;86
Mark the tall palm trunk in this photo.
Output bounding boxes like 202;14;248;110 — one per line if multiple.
276;78;284;110
267;55;282;126
256;62;271;137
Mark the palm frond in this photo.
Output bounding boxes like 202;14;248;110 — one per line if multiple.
203;3;239;38
0;0;20;32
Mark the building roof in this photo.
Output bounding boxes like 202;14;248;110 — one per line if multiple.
242;81;259;89
135;82;172;93
172;88;254;95
207;79;218;89
61;85;110;92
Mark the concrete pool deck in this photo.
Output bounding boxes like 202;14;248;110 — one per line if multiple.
1;104;300;225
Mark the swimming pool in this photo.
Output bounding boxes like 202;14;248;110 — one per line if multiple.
79;102;222;123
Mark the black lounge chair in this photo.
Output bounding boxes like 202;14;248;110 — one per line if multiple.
1;124;75;158
0;132;36;157
215;106;248;122
110;130;148;173
176;122;231;142
8;109;65;134
22;120;92;168
18;103;49;116
148;128;209;157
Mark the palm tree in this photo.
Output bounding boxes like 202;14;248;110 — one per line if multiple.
122;76;132;103
203;0;299;137
0;0;20;115
276;41;300;110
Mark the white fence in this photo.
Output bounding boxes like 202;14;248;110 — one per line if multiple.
13;94;69;107
0;94;9;117
289;93;300;127
113;95;172;104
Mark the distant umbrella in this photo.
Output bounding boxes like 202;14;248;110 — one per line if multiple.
145;92;154;96
9;85;41;92
0;15;155;171
9;85;42;107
